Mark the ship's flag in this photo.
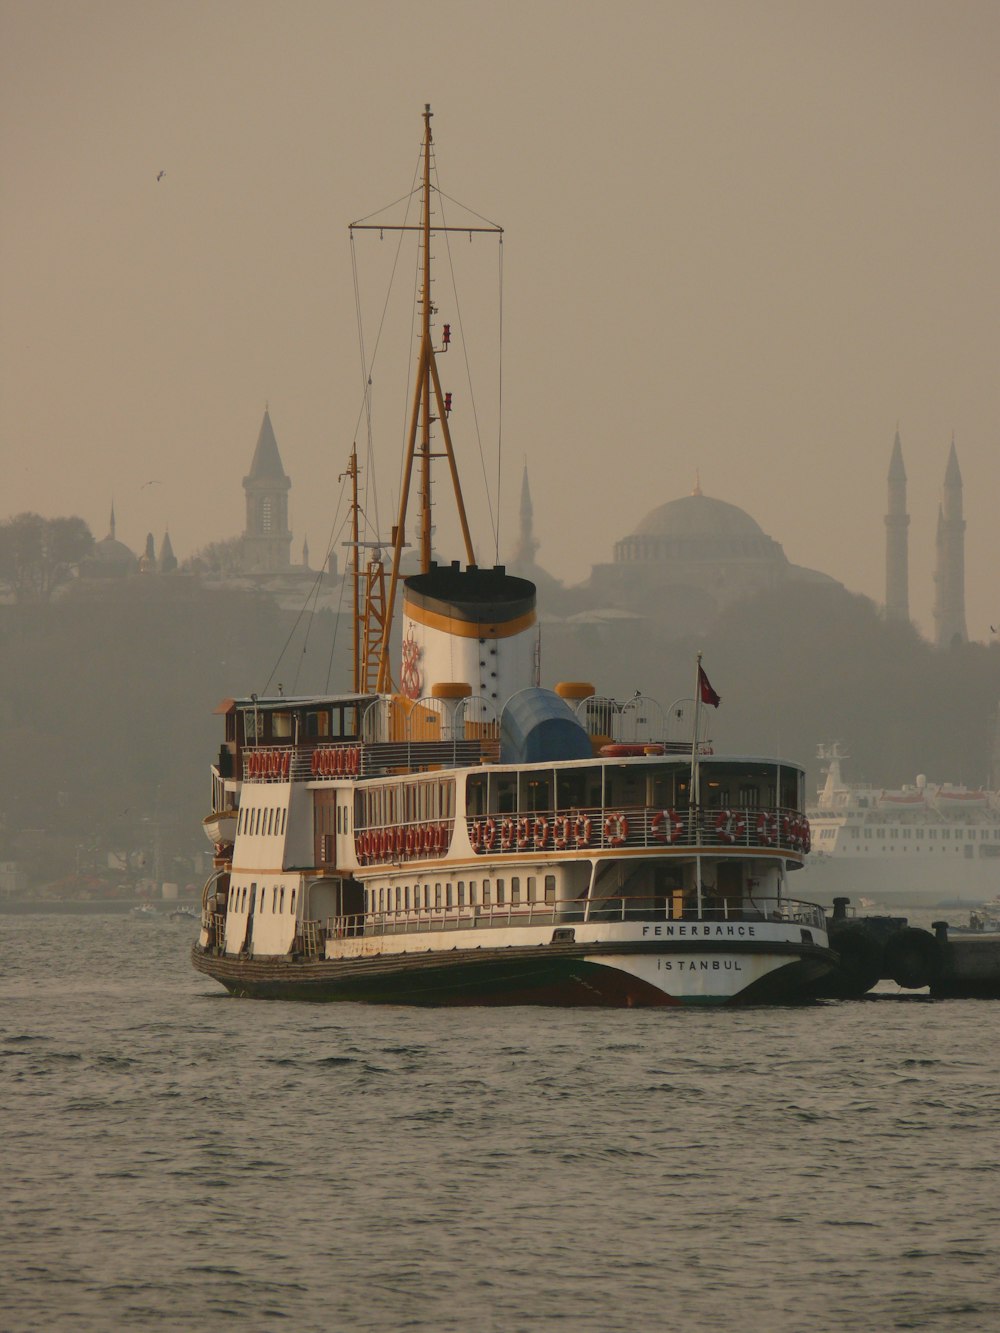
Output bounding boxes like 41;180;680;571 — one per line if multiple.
698;665;721;708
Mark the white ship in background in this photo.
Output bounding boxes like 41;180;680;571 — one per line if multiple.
804;743;1000;910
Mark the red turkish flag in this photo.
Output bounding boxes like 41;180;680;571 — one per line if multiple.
698;665;721;708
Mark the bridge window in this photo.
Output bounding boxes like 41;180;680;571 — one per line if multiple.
545;875;556;904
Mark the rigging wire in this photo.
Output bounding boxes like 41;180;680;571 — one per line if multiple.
261;472;352;697
436;179;502;562
496;233;504;566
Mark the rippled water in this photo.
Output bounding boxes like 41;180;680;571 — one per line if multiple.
2;912;999;1331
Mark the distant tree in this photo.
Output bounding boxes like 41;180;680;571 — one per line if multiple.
182;535;244;576
0;513;94;601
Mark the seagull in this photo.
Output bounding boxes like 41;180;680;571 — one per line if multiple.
141;479;161;489
156;170;166;182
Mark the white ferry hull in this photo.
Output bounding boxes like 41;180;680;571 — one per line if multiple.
192;921;835;1007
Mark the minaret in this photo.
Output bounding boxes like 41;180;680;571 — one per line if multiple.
932;438;967;648
108;500;116;540
242;408;292;574
302;535;310;570
510;462;539;568
884;429;909;621
159;530;177;573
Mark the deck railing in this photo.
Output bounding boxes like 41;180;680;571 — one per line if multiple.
352;804;810;865
324;894;826;940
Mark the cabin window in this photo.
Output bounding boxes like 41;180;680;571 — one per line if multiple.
306;710;330;738
496;878;505;906
435;883;442;909
511;876;521;905
280;809;287;836
458;881;465;907
739;786;758;807
290;888;296;914
469;881;477;905
466;774;487;817
242;886;248;910
403;886;410;911
495;773;517;814
526;876;536;903
523;775;552;814
423;884;431;910
482;879;491;906
446;883;453;908
378;887;385;913
280;887;285;912
544;874;556;904
556;769;588;811
244;710;258;742
272;712;292;738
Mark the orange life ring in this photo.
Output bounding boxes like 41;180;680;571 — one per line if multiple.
516;817;531;850
573;815;592;848
281;751;291;780
470;821;482;852
650;809;682;844
500;818;514;851
552;815;570;850
756;810;778;846
716;809;746;844
483;817;497;851
533;817;550;850
604;812;629;847
405;826;415;856
422;825;434;855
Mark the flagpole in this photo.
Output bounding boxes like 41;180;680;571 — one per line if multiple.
691;652;703;919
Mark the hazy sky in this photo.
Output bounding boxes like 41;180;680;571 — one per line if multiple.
2;0;997;639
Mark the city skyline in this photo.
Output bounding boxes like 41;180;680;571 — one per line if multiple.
2;1;997;640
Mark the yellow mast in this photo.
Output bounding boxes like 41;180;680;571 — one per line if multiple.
350;105;502;694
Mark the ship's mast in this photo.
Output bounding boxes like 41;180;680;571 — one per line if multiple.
350;105;502;694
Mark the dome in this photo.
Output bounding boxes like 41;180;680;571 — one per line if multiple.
614;491;784;568
92;536;137;566
631;494;765;540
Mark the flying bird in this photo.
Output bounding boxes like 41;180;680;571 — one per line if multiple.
141;479;161;489
156;170;166;181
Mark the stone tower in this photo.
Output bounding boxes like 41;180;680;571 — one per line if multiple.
884;429;909;622
242;408;292;574
932;439;967;648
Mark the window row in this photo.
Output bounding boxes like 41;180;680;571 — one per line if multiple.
228;882;297;915
366;875;558;915
237;804;288;838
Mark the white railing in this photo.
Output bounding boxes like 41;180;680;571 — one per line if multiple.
325;894;826;939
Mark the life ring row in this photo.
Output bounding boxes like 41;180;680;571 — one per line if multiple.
356;822;452;862
245;749;291;780
467;810;681;854
714;809;811;852
311;746;361;778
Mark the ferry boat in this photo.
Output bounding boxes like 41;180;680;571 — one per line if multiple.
803;743;1000;910
191;107;835;1006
